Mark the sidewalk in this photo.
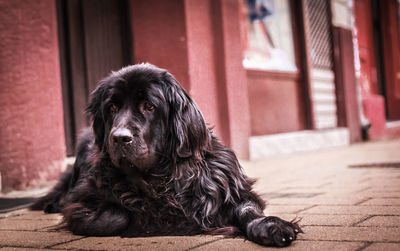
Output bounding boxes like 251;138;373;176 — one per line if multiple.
0;139;399;250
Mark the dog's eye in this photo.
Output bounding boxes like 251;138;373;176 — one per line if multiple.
144;102;155;112
109;104;118;115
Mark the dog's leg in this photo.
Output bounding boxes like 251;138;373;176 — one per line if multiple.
30;164;77;213
234;201;302;247
62;203;129;236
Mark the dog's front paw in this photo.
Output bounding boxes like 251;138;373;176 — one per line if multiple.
247;216;303;247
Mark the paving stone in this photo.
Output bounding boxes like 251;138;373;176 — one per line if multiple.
53;235;222;251
193;238;363;251
360;198;400;206
363;243;400;251
0;209;62;221
304;214;366;227
322;183;370;189
367;187;400;192
191;237;265;251
284;240;363;251
301;205;400;215
264;205;312;215
0;230;82;248
0;218;60;231
301;226;400;242
358;191;400;198
276;183;334;189
364;178;400;186
280;187;369;196
14;211;62;221
356;216;400;227
0;248;54;250
274;213;367;227
267;197;364;206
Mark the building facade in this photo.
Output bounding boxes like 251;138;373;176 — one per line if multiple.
0;0;399;191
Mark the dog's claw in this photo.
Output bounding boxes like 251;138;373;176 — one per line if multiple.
282;238;286;242
289;237;293;240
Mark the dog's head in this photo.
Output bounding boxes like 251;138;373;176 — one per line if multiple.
86;63;210;172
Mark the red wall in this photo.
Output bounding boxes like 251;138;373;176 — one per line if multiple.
0;0;65;190
247;70;306;135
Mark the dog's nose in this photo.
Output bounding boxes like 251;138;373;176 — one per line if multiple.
112;128;133;145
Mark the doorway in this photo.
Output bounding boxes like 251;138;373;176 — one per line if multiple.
56;0;132;155
355;0;400;121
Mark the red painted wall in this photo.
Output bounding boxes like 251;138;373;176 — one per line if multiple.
0;0;65;190
363;95;386;140
247;71;306;135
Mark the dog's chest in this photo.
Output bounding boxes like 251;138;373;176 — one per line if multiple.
110;178;200;235
102;174;180;213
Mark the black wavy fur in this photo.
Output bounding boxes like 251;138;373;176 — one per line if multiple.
31;63;302;247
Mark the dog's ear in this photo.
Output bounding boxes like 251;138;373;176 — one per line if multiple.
163;73;210;160
86;80;108;150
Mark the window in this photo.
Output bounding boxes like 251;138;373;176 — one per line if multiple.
242;0;296;71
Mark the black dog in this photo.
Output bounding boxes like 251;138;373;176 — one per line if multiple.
31;63;302;247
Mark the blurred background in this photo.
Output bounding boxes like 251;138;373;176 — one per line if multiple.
0;0;400;193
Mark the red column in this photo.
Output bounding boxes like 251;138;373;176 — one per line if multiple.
209;0;250;158
332;27;362;143
129;0;250;158
184;0;230;151
129;0;190;90
0;0;65;190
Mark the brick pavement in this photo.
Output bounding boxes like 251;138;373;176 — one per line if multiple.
0;138;399;250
